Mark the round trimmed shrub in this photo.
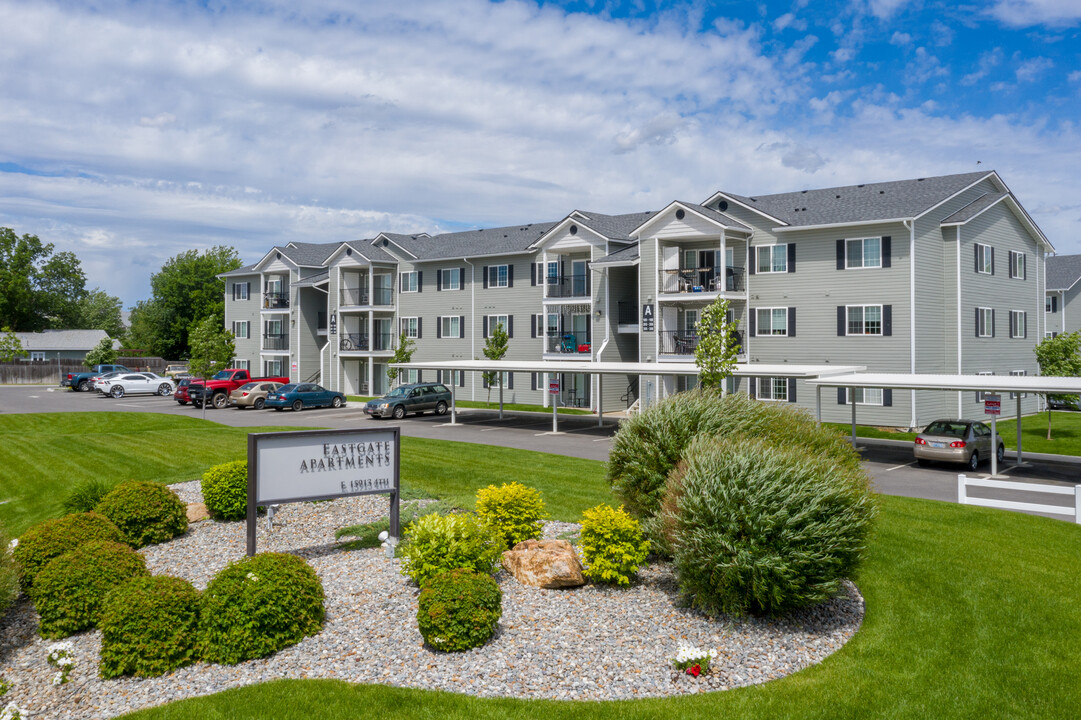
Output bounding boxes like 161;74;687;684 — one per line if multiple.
99;575;201;678
399;513;505;587
662;434;875;617
95;481;188;548
475;482;548;549
579;504;650;586
200;461;247;521
198;552;325;664
417;568;502;652
30;540;150;638
12;512;123;590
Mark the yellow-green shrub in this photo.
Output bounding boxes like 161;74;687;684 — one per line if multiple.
475;482;547;549
399;513;504;587
579;504;650;586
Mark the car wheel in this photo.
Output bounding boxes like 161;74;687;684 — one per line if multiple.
158;384;172;396
192;400;203;409
274;407;282;412
997;444;1005;464
212;393;228;410
392;404;406;420
292;400;303;412
917;458;931;467
254;398;265;410
110;386;124;399
435;401;448;416
77;380;90;392
967;451;979;472
332;396;343;408
177;400;187;405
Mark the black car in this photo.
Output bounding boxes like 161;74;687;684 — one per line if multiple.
365;383;452;419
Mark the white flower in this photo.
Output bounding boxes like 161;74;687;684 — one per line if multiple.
246;572;259;582
1;700;27;720
51;671;64;686
57;657;74;668
6;539;16;551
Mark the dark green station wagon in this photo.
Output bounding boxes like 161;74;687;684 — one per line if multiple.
364;383;452;419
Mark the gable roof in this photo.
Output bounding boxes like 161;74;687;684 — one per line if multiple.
590;242;640;267
379;221;560;261
633;200;752;237
572;210;657;242
1047;254;1081;292
14;329;111;351
940;191;1009;225
283;242;340;267
219;263;259;278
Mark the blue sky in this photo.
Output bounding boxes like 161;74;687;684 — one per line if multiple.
0;0;1078;306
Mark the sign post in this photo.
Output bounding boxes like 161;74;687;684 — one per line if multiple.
246;427;400;556
984;393;1001;477
549;379;560;433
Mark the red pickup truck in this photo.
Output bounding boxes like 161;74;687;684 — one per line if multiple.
185;369;290;410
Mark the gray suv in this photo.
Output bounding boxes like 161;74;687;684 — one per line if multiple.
364;383;452;419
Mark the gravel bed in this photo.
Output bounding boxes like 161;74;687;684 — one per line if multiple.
0;481;864;719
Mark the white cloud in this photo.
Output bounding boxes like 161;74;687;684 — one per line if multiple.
1015;56;1054;82
905;48;949;84
866;0;912;19
1069;70;1081;82
989;0;1081;27
961;48;1004;86
890;31;912;45
772;12;807;32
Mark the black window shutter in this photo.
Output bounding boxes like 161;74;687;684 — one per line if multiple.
483;316;489;339
974;308;980;337
417;271;422;292
787;243;796;273
417;370;422;383
974;245;980;273
507;264;514;287
749;310;757;336
508;316;514;338
748;247;756;275
436;317;442;339
459;268;465;288
991;309;996;337
882;237;891;268
482;266;489;289
883;305;892;336
1024;312;1028;339
531;373;537;391
749;378;756;398
837;240;845;270
530;263;536;286
788;307;796;337
459;316;465;339
838;387;846;405
883;389;893;407
531;315;537;338
437;271;442;291
990;247;995;275
507;372;514;390
788;378;797;403
837;306;846;336
482;375;488;389
459;372;465;388
400;318;405;335
417;318;422;339
1023;254;1027;280
1053;296;1059;312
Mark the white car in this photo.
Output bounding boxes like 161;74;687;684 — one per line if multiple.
97;373;175;398
92;370;132;393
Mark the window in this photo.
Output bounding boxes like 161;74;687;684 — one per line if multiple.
232;282;249;300
264;359;284;376
547;262;558;284
975;371;993;402
756;245;788;273
976;243;993;274
846;238;882;269
755;307;788;336
1009;251;1026;280
976;307;994;338
440;268;460;290
844;387;884;405
758;377;788;401
488;265;509;288
232;321;249;339
400;271;419;293
438;370;464;387
401;317;419;339
402;369;419;385
30;351;45;361
1010;370;1026;399
547;313;559;336
684;310;699;336
440;316;460;338
486;315;509;337
234;359;249;371
847;305;883;335
1009;311;1027;339
1046;296;1053;313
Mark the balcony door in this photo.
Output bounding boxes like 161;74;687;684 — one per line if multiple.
572;260;588;296
572;313;589;349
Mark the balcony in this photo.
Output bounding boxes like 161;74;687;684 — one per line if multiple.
339;333;395;352
617;301;638;324
659;330;743;356
372;332;395;352
545;332;591;355
659;266;744;295
263;291;289;309
262;333;289;351
340;288;369;306
544;274;591;299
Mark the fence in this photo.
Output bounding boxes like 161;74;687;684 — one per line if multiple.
0;356;173;385
957;474;1081;523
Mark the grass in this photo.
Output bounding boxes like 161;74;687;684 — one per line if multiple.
346;395;592;415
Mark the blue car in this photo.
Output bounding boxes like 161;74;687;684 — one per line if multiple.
265;383;347;412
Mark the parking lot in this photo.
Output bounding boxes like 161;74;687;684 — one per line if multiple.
2;385;1079;521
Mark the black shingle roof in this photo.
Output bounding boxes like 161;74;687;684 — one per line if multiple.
380;222;560;261
572;210;657;241
940;192;1009;225
591;243;640;266
1047;254;1081;291
219;263;259;278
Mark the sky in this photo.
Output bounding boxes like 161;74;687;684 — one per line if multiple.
0;0;1079;307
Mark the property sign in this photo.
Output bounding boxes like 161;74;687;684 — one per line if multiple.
291;361;298;372
984;394;1001;416
549;380;560;395
246;428;400;555
642;303;655;331
329;314;337;335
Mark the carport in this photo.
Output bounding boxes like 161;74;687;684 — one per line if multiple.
806;372;1081;466
392;360;864;433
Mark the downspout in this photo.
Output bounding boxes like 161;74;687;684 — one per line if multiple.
956;224;963;418
463;258;475;401
905;218;916;429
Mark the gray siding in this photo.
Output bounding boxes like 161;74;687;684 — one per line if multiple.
224;274;261;370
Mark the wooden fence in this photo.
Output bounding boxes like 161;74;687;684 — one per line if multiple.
0;356;175;385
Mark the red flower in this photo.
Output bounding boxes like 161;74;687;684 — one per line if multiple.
687;664;701;677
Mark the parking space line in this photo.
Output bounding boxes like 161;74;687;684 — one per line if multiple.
884;462;915;472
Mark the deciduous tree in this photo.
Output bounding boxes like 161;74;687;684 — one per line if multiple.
482;321;509;404
693;297;740;390
83;337;119;368
387;333;416;386
0;328;26;362
0;228;87;331
1034;331;1081;440
187;316;236;421
75;289;125;338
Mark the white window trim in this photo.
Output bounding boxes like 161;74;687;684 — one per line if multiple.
488;264;509;288
402;317;419;339
440;316;460;338
1009;310;1026;339
755;307;788;337
756;244;788;274
30;351;45;361
400;271;419;293
233;321;250;339
233;282;249;300
976;307;993;338
234;359;250;370
1045;296;1053;313
846;304;884;336
758;376;788;402
844;237;882;270
1010;370;1027;399
844;387;884;406
487;315;509;334
1009;251;1026;280
975;371;994;402
976;243;993;275
440;268;461;290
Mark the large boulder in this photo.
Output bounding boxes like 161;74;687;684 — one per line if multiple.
501;539;585;589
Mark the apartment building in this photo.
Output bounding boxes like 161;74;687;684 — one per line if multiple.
1045;254;1081;337
221;170;1052;428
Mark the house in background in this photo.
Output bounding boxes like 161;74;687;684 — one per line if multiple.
12;330;118;362
1045;254;1081;337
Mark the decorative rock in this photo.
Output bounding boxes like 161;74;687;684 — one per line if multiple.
502;539;585;589
186;502;210;523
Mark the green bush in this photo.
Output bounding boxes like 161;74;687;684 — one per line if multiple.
95;480;188;548
579;504;650;586
335;501;460;550
0;523;19;615
399;513;504;587
606;389;860;548
417;568;502;652
200;461;248;521
475;482;548;549
61;478;112;515
663;434;875;617
30;540;149;638
198;552;325;665
99;575;201;678
12;512;123;590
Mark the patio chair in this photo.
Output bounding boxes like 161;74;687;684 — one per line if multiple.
560;334;577;353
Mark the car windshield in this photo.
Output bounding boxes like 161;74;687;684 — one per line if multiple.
178;379;190;387
212;371;231;380
385;387;410;398
277;384;297;393
923;421;969;438
237;383;258;391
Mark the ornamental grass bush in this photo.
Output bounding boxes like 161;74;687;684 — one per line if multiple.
99;575;201;678
662;434;875;617
606;389;861;549
12;512;123;590
475;482;548;549
61;478;112;515
95;480;188;548
0;523;19;615
198;552;325;665
30;540;149;638
200;461;248;521
399;513;504;587
579;504;650;586
417;568;502;652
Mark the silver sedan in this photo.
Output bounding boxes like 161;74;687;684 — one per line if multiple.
914;419;1005;471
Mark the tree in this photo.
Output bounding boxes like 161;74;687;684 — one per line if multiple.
387;333;416;386
83;336;119;368
481;322;509;404
1034;331;1081;440
75;289;125;338
693;297;741;390
126;247;241;359
187;316;236;421
0;227;87;331
0;328;26;362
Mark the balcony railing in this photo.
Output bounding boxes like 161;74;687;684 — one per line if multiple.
659;266;744;294
659;330;743;355
262;333;289;351
339;333;369;352
617;301;637;325
340;288;369;306
544;274;591;298
372;287;394;306
372;332;395;352
263;291;289;309
545;333;591;355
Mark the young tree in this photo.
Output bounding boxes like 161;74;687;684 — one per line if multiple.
386;333;416;386
693;297;741;390
0;328;26;362
83;336;119;368
0;227;87;331
482;322;509;404
1034;331;1081;440
187;316;236;421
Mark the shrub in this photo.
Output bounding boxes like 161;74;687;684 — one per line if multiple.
399;513;504;587
99;576;201;678
95;480;188;548
0;524;19;615
606;389;861;548
30;540;149;638
198;552;325;664
200;461;248;521
663;434;875;617
335;501;459;550
475;482;548;549
417;568;502;652
61;478;112;515
579;504;650;586
12;512;123;590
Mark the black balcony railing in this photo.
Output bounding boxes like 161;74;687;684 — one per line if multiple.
339;333;369;352
544;274;591;298
372;287;394;306
263;291;289;309
372;332;395;352
617;301;637;325
659;266;744;294
340;288;369;306
545;332;591;354
262;333;289;351
659;330;743;355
